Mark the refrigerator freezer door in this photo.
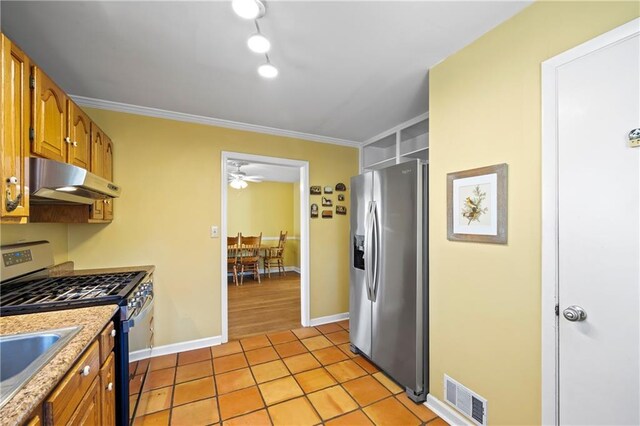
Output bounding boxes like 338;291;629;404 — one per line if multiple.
350;172;373;357
371;161;423;394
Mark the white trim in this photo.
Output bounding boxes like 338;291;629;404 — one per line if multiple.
426;394;472;426
130;335;223;361
259;236;301;241
221;152;310;343
70;95;360;148
362;111;429;146
541;17;640;426
309;312;349;327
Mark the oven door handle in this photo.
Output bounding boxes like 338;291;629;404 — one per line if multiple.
128;295;154;328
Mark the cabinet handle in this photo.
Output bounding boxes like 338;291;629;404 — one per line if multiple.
72;141;78;147
65;136;71;144
110;329;116;337
5;177;21;213
107;382;113;392
80;365;91;376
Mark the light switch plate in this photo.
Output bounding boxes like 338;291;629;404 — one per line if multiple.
210;226;219;238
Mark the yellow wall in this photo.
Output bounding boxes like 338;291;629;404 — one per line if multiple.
64;108;357;346
227;181;298;267
0;223;69;265
429;2;639;424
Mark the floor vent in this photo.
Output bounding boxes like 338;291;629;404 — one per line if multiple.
444;375;488;426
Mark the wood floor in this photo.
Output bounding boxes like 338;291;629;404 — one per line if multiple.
228;272;301;340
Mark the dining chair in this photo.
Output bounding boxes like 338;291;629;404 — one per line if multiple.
227;234;240;286
239;233;262;284
264;231;287;278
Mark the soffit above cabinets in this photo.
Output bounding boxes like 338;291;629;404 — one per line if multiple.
1;1;532;143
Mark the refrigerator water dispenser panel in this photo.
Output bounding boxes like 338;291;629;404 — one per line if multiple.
353;235;365;270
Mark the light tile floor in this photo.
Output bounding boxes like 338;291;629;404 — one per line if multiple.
131;320;446;426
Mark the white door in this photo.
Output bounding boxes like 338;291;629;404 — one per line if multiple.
557;31;639;424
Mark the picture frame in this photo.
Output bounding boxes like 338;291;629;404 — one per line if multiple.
336;205;347;215
447;163;507;244
310;203;318;218
324;186;333;194
322;210;333;219
310;186;321;195
338;194;345;202
322;196;332;207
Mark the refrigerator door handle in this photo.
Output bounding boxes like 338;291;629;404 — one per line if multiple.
371;201;380;301
364;201;374;301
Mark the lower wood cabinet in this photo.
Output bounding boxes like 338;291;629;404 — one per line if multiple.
38;322;116;426
67;377;101;426
100;354;116;426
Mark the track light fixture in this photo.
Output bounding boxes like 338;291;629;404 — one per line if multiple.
231;0;265;20
232;0;279;79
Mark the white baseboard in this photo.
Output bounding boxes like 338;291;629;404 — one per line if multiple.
309;312;349;326
426;394;472;426
130;335;223;361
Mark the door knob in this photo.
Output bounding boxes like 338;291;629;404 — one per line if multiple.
563;305;587;322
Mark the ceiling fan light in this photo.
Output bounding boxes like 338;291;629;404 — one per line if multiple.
229;179;248;189
232;0;265;20
258;63;278;78
247;33;271;54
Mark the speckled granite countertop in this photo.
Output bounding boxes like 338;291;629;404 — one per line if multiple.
0;305;119;425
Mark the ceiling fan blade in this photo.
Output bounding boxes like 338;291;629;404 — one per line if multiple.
244;177;263;182
245;175;264;180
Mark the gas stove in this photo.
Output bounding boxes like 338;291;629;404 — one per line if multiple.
0;271;146;316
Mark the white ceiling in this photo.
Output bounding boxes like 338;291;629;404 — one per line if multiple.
0;1;531;143
228;160;300;183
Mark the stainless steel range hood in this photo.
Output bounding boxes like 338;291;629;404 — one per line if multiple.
29;158;121;205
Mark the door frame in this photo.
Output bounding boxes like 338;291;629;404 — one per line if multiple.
541;17;640;425
220;151;310;343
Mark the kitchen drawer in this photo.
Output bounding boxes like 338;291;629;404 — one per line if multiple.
43;341;100;425
100;353;116;426
99;322;115;365
67;376;101;426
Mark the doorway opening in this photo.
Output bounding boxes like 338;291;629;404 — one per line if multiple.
221;152;310;342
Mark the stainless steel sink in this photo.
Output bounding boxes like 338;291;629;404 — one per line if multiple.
0;326;82;408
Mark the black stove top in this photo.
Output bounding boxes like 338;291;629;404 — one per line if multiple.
0;271;146;315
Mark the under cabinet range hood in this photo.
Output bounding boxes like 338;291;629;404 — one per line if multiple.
29;158;121;205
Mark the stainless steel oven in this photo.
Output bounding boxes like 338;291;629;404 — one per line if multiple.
123;273;154;423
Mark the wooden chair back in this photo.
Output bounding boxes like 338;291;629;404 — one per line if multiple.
240;233;262;261
227;234;240;263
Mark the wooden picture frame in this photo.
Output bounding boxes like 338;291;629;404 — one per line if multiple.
447;163;507;243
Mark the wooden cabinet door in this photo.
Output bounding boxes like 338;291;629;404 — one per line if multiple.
90;123;104;220
100;353;116;426
68;377;102;426
32;66;67;162
1;35;30;221
67;101;91;169
103;136;114;220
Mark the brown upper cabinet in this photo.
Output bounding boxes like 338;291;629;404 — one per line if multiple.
68;101;91;169
1;34;30;223
32;67;67;162
90;124;105;221
103;136;114;221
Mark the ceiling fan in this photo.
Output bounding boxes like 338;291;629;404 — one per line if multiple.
228;161;264;189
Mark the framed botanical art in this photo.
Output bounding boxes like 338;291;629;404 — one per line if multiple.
447;163;507;243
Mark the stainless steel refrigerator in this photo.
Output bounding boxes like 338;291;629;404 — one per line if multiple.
349;159;428;403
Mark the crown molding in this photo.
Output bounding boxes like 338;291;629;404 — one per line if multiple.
70;95;361;148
